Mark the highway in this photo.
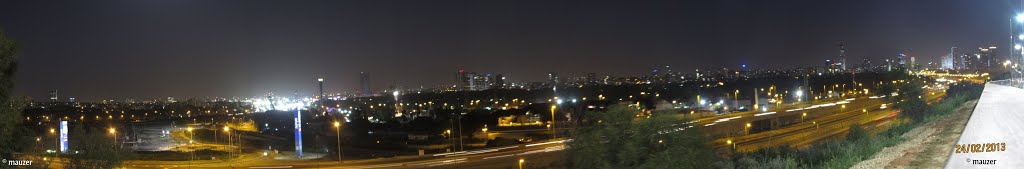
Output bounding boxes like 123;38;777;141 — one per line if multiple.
30;90;946;168
117;139;568;169
710;89;945;152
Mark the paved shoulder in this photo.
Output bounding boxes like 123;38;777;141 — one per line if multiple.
945;83;1024;168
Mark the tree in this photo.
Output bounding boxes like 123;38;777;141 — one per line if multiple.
874;69;927;122
0;28;26;163
566;104;714;169
63;125;123;169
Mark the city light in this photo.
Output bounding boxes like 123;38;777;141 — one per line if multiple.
0;2;998;168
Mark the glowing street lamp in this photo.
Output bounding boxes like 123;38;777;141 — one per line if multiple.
187;127;194;166
519;159;525;169
108;128;117;148
550;105;557;139
223;126;231;159
745;123;752;135
1016;14;1024;23
334;121;343;163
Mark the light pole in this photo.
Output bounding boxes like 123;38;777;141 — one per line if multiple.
49;128;56;152
734;90;739;110
334;121;343;163
109;127;117;148
550;105;557;139
223;126;231;160
187;127;194;168
518;158;525;169
745;123;751;135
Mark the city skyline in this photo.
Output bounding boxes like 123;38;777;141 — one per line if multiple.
0;0;1012;99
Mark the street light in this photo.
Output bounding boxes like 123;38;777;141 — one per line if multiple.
519;158;525;169
1016;14;1024;23
745;123;751;135
223;126;231;159
109;128;117;148
734;90;739;109
334;121;343;163
550;105;557;139
187;127;194;167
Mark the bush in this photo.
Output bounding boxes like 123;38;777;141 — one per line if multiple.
566;104;715;169
846;124;867;142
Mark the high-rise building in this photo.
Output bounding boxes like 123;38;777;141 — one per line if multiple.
944;46;957;69
837;42;847;70
316;77;325;99
978;46;997;69
456;69;466;90
897;53;906;66
547;73;559;86
359;72;371;97
861;58;872;69
909;56;917;70
493;74;505;89
586;73;597;84
456;70;492;91
49;89;58;102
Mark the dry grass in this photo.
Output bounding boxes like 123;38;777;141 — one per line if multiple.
850;100;977;169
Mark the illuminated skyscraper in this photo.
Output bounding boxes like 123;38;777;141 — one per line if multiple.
943;46;956;69
547;72;559;86
49;89;58;102
359;72;371;97
837;42;847;70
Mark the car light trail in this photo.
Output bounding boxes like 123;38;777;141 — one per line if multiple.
753;112;776;117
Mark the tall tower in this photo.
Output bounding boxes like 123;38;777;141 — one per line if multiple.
944;46;957;69
316;77;324;99
838;41;847;70
494;74;505;89
49;89;59;102
359;72;371;97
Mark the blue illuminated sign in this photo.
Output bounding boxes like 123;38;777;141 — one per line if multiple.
60;121;68;153
295;109;302;158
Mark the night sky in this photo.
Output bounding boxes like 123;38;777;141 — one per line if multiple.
0;0;1013;100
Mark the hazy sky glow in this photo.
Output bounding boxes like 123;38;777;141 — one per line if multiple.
0;0;1013;100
